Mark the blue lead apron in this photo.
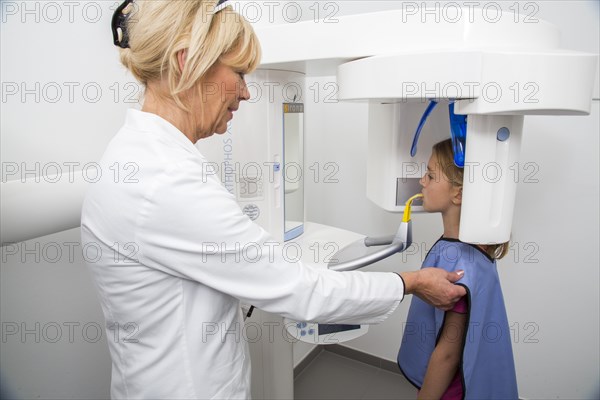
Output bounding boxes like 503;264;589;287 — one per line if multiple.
398;238;518;399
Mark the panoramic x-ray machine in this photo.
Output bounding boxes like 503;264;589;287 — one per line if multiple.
196;7;597;399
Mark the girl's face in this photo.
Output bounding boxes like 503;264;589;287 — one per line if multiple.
419;152;461;213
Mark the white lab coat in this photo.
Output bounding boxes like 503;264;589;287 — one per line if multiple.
81;109;405;399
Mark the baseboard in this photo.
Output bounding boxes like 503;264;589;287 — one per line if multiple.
293;344;403;378
293;345;324;378
324;344;402;375
296;344;530;399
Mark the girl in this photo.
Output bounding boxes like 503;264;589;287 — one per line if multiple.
398;139;518;399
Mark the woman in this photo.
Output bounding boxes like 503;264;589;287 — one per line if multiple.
82;1;465;398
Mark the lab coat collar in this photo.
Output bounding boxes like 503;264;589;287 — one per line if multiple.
124;108;202;157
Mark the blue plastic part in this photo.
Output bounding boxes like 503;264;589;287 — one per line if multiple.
284;224;304;242
410;100;467;169
448;102;467;168
497;127;510;142
410;100;438;157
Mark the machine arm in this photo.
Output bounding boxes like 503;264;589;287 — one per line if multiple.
328;194;423;272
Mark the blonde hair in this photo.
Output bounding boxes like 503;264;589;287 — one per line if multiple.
432;139;510;260
118;0;261;109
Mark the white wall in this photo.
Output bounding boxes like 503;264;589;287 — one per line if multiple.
1;1;131;398
0;228;112;398
303;1;599;399
1;1;598;399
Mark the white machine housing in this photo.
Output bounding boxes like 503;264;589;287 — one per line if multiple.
256;7;597;244
198;70;294;238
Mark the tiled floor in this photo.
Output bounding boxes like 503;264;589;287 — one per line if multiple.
294;350;417;399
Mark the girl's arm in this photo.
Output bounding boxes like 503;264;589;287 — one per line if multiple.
417;310;467;400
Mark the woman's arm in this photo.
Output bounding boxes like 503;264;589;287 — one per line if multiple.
417;310;467;400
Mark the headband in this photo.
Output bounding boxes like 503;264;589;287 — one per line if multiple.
111;0;230;49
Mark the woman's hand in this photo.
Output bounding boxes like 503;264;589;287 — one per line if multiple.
400;268;466;310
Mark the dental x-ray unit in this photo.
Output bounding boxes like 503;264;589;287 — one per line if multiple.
203;6;597;292
261;8;596;241
195;7;597;398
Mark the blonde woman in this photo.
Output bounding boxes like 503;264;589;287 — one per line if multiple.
82;1;466;398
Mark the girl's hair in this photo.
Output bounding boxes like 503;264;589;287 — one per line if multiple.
118;0;261;109
432;139;510;260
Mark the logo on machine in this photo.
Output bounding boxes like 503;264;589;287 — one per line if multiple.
242;204;260;221
283;103;304;113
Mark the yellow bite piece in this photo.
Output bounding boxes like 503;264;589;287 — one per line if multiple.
402;194;424;223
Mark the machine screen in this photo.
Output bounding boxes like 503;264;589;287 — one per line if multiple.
318;324;360;335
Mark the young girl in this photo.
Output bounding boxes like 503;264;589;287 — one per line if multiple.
398;139;518;399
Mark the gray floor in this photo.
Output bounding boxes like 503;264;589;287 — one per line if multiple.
294;350;417;399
